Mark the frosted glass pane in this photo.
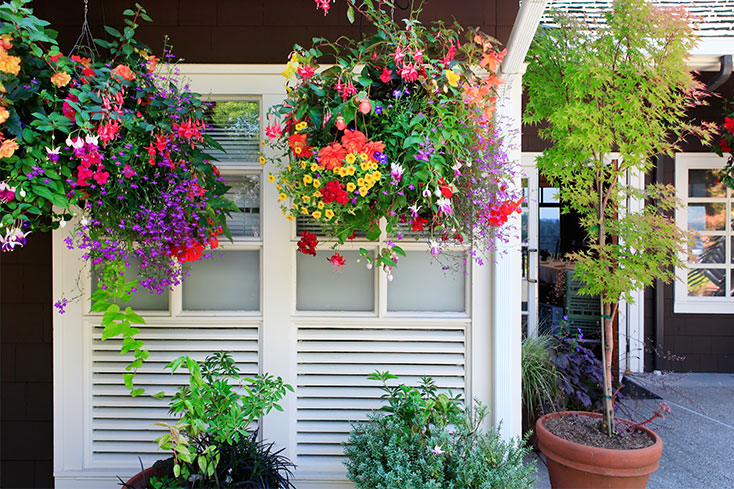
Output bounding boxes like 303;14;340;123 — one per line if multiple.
225;175;260;238
183;251;260;310
91;259;169;311
388;251;465;312
297;250;374;311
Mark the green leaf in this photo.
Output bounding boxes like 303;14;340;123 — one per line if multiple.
403;135;422;149
130;388;145;397
347;5;355;23
392;245;406;257
104;26;122;37
123;373;134;390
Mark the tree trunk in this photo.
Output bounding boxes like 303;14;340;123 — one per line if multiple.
601;300;614;436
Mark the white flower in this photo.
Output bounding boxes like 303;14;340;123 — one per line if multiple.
408;203;421;218
81;218;89;226
436;197;453;214
386;273;393;282
431;445;444;455
429;240;441;256
422;188;432;198
65;136;84;149
59;219;67;228
19;189;26;198
84;134;99;146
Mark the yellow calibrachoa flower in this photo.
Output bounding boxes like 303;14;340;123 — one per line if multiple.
369;161;378;170
302;195;311;203
301;161;306;169
359;187;368;196
359;152;368;160
278;192;287;201
312;210;322;219
346;182;356;192
325;209;334;220
346;165;356;175
301;207;309;215
373;171;382;180
303;174;313;184
286;215;295;221
259;156;266;165
365;174;374;184
318;201;324;210
313;190;322;198
268;174;275;183
295;121;308;131
311;163;319;171
360;161;371;171
357;178;365;187
313;179;321;188
345;153;356;164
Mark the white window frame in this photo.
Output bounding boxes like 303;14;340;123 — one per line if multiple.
674;152;734;314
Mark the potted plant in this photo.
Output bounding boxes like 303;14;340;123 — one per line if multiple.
343;371;536;488
263;0;519;274
122;352;295;489
524;0;713;486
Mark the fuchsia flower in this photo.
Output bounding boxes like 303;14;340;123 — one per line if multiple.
121;164;136;178
413;48;424;64
297;65;316;79
266;120;282;139
327;252;346;271
46;146;60;163
314;0;330;14
0;182;15;203
436;197;453;214
392;47;405;65
0;227;29;252
431;445;444;455
380;67;392;84
399;63;418;82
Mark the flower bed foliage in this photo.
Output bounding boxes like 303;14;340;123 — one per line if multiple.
343;371;535;489
0;0;235;391
715;112;734;187
264;0;518;271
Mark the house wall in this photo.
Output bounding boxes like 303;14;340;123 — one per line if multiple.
0;233;53;488
522;71;734;373
0;1;520;487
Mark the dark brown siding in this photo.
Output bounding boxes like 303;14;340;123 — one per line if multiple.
33;0;518;63
0;233;53;488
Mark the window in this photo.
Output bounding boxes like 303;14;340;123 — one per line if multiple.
674;154;734;313
293;219;468;315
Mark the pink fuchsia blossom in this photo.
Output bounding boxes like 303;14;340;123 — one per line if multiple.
390;163;404;184
314;0;330;14
0;227;29;252
429;240;441;256
297;65;316;79
399;63;418;82
408;203;421;218
0;181;15;202
327;252;346;271
392;47;405;65
413;49;424;64
266;120;283;139
45;146;60;163
340;80;357;100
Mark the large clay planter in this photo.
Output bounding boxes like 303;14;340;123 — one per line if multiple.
536;411;663;489
122;466;167;489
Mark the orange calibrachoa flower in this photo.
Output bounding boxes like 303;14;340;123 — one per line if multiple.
318;143;347;170
0;34;12;50
0;106;9;124
110;64;135;81
50;71;71;88
0;139;19;158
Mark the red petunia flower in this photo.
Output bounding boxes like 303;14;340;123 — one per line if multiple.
341;130;367;154
297;231;318;256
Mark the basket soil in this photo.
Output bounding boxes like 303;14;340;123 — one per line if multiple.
536;411;663;489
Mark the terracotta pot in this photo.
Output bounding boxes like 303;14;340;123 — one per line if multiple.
536;411;663;489
122;466;167;489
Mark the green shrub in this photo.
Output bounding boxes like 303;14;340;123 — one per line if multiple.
343;372;535;489
521;334;561;416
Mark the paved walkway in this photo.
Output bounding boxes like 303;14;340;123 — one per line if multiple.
529;373;734;489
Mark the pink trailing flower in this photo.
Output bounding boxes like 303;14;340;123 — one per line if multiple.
0;182;16;203
392;47;405;65
436;197;453;214
314;0;330;14
98;120;120;145
121;164;136;178
297;65;316;79
0;227;29;252
266;120;282;139
399;63;418;82
327;252;346;271
380;67;392;83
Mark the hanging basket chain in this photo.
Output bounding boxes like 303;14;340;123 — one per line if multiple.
70;0;99;60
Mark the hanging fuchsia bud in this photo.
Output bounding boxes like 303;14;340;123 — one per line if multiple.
335;115;346;131
358;98;372;115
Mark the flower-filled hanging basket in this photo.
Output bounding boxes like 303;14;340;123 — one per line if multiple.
0;2;235;293
264;0;520;271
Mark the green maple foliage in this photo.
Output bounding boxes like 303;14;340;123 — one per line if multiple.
524;0;715;433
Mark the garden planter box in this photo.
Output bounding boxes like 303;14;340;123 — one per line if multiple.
536;411;662;489
122;466;166;489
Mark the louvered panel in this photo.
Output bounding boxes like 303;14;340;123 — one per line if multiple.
295;323;466;475
204;128;259;163
89;322;260;465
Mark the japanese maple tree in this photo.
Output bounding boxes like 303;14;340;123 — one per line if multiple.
524;0;714;433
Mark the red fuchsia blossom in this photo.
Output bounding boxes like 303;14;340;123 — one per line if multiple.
62;94;79;122
98;120;120;145
326;252;346;271
314;0;330;14
485;199;523;227
438;178;453;198
380;67;392;83
399;63;418;82
0;182;15;203
339;80;357;100
724;117;734;134
173;119;205;147
297;232;318;256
